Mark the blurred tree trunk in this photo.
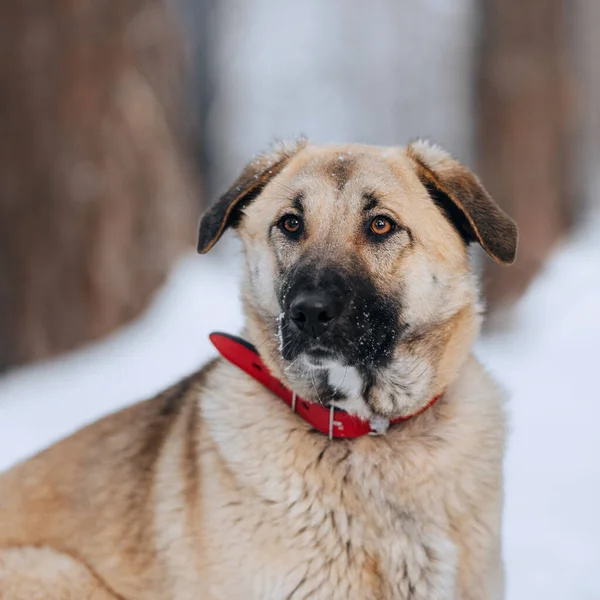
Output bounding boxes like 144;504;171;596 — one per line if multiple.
0;1;196;371
476;0;575;309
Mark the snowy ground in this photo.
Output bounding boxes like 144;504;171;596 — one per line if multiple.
1;223;599;599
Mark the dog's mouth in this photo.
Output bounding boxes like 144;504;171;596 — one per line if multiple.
300;346;339;368
278;316;353;366
278;312;396;371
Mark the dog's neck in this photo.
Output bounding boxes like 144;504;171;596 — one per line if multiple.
210;331;443;439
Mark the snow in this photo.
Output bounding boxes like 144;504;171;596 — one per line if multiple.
1;220;600;598
476;214;600;599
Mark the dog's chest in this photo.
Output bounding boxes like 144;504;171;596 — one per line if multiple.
203;483;457;600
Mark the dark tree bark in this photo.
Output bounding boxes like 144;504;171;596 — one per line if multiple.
0;1;196;370
476;0;576;308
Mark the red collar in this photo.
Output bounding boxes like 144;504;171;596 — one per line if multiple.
210;332;441;439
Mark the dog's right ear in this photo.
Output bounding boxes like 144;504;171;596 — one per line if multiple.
197;140;306;254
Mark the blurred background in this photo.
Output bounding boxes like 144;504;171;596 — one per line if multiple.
0;1;598;598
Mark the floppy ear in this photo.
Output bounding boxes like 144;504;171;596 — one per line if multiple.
197;140;306;254
407;140;518;265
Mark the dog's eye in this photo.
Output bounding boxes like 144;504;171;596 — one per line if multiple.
279;214;303;237
369;216;394;236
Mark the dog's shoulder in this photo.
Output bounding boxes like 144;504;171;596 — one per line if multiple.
0;359;218;551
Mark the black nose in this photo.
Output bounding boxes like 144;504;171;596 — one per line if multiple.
289;291;343;338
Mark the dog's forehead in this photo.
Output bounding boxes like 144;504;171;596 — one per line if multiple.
278;144;417;202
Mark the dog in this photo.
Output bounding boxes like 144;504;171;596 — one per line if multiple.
0;139;517;599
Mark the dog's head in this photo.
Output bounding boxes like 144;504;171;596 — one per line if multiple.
198;141;517;420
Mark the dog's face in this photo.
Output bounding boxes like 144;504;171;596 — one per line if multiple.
198;141;517;420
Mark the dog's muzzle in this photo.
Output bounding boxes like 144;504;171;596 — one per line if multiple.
279;263;400;368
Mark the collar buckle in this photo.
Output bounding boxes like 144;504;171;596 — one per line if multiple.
368;416;390;436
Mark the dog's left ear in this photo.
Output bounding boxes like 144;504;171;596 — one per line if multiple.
407;140;518;265
197;140;306;254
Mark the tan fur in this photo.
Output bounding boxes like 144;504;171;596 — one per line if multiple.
0;142;514;599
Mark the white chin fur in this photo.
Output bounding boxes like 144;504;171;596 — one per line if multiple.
324;361;363;399
297;355;373;420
